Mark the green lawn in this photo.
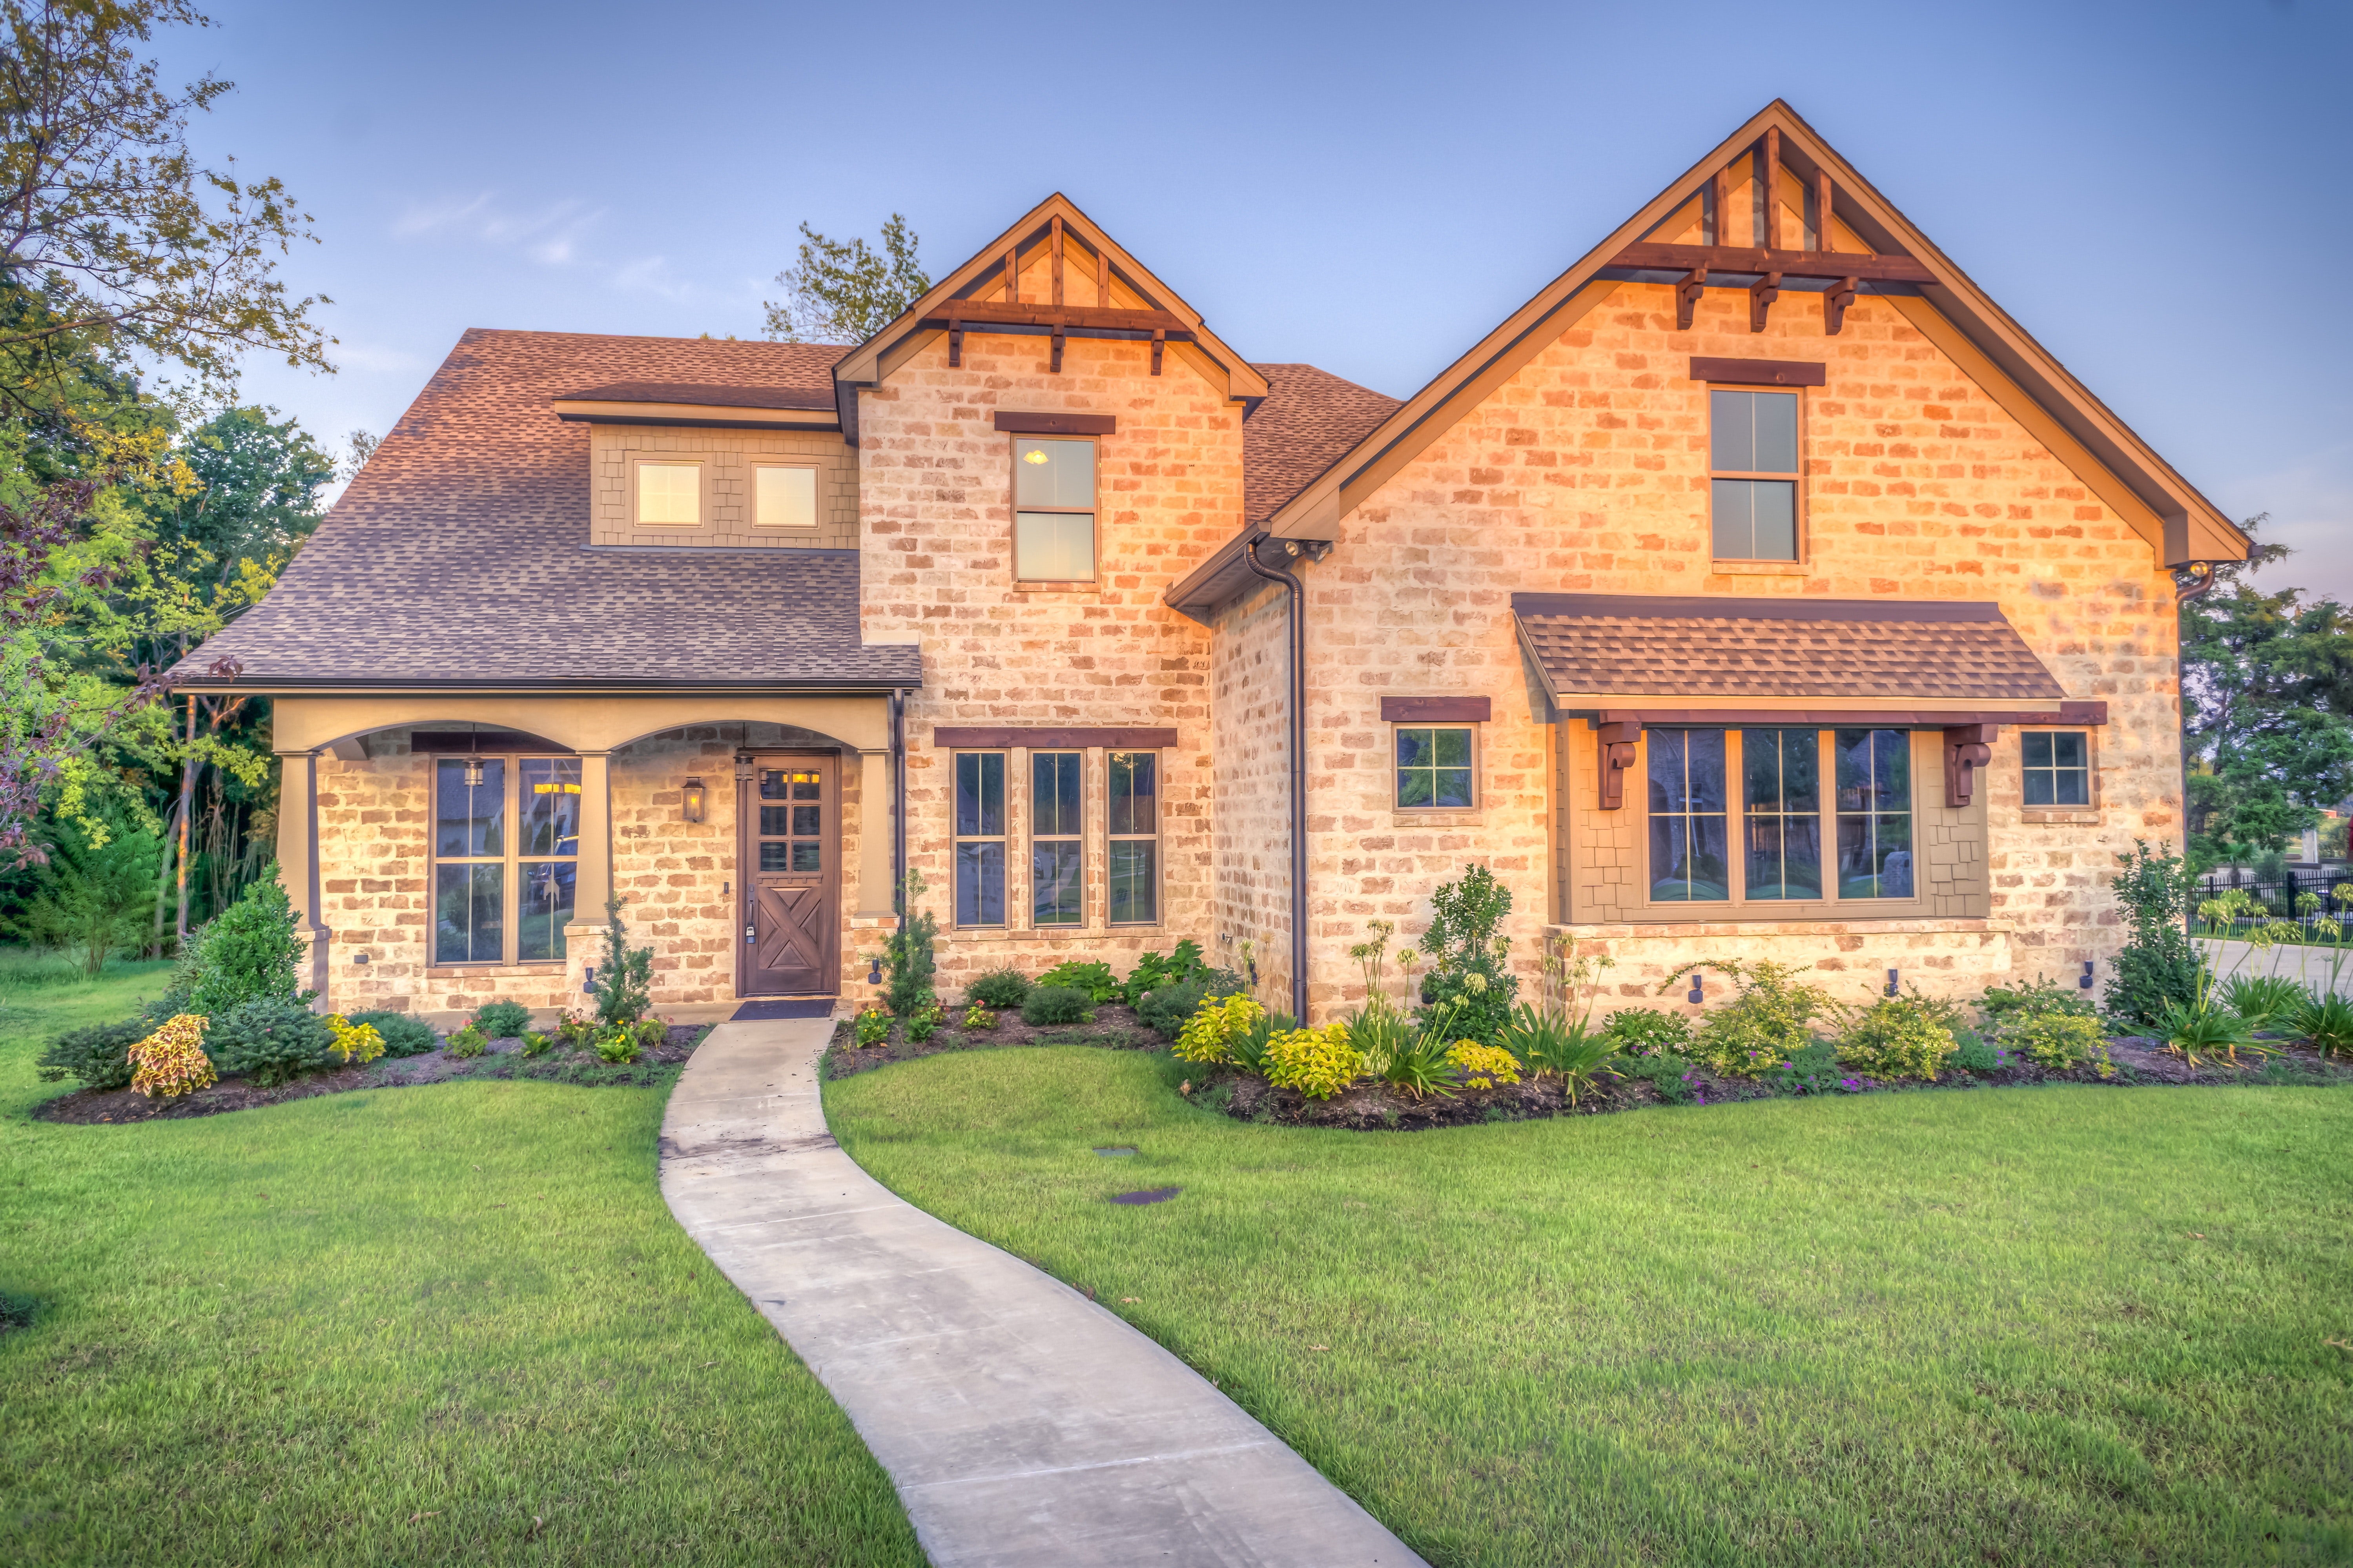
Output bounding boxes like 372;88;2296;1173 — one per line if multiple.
829;1046;2353;1568
0;955;922;1567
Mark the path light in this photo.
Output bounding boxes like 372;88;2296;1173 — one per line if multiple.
1885;967;1901;998
682;777;707;823
2080;959;2096;991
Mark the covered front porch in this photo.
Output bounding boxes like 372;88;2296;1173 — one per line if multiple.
267;692;904;1018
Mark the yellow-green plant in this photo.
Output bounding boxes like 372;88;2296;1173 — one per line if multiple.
2004;1010;2114;1077
962;1003;997;1030
1174;993;1263;1066
324;1013;384;1067
1835;991;1960;1081
128;1014;214;1099
1444;1040;1520;1089
1264;1024;1361;1100
1659;959;1834;1077
445;1023;488;1059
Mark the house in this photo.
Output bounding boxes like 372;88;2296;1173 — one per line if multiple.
170;102;2248;1022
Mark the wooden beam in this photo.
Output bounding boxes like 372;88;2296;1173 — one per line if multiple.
1608;243;1934;284
1815;169;1833;253
1151;327;1165;376
1823;276;1859;336
1097;247;1108;308
947;308;963;368
1004;246;1017;305
1764;129;1781;252
1749;272;1780;333
1050;326;1064;373
1675;266;1706;331
1051;216;1064;308
916;300;1192;334
1713;165;1731;247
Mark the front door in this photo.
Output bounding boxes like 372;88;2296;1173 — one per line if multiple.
739;754;839;996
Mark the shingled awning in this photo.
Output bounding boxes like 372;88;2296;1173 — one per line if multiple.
1511;593;2101;725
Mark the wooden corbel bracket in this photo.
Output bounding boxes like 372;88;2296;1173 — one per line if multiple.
1597;720;1641;809
1823;276;1859;336
1150;327;1165;376
946;308;964;368
1749;271;1781;333
1675;267;1707;331
1943;724;1998;808
1050;325;1065;374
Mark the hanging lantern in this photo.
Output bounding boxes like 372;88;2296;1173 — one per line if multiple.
463;758;484;788
682;777;707;823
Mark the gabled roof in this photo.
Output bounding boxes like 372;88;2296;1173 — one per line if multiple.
1168;100;2246;619
830;193;1270;437
165;330;922;692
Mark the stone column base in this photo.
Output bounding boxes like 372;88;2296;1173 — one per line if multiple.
297;924;332;1011
563;922;610;1019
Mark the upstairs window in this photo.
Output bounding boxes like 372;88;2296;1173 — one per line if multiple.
1396;727;1475;809
2022;731;2091;807
1709;389;1799;561
636;461;702;526
753;462;818;528
1013;437;1096;582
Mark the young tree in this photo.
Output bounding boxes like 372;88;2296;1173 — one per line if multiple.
5;809;160;972
762;214;930;344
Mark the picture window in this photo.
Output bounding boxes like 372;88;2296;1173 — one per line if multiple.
1640;728;1919;908
753;463;819;529
636;461;701;526
1013;437;1096;581
432;755;580;964
1708;388;1800;561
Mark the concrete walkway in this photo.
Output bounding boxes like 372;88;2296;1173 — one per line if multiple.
2205;939;2353;997
658;1018;1425;1568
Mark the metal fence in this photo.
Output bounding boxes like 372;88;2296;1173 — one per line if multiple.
2193;869;2353;941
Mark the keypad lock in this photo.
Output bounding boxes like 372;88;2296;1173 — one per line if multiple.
744;923;755;943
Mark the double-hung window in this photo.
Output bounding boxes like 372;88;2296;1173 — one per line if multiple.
1031;752;1084;925
954;752;1008;927
1709;388;1801;561
1107;752;1158;925
1642;728;1915;908
433;754;581;964
2022;730;2091;807
1013;437;1096;582
950;747;1161;928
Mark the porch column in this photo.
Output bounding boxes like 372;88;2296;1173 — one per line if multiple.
273;747;330;1005
565;749;613;998
857;746;895;917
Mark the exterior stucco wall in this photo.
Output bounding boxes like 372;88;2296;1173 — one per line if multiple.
858;329;1241;996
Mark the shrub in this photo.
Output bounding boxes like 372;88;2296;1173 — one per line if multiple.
1601;1008;1695;1058
207;997;335;1085
1663;960;1833;1077
1173;993;1263;1066
1035;960;1121;1005
1979;974;2095;1023
2155;1000;2251;1068
1226;1009;1296;1075
962;1003;997;1030
1021;985;1094;1026
37;1016;153;1090
2004;1010;2115;1075
1500;1004;1621;1104
2105;840;2199;1026
129;1015;215;1098
634;1018;667;1051
1620;1053;1696;1104
1381;1013;1462;1100
445;1023;489;1060
2293;990;2353;1058
2220;973;2304;1033
1836;993;1961;1081
349;1010;437;1058
556;1011;594;1047
1137;970;1244;1037
325;1014;384;1067
1417;865;1519;1045
966;967;1031;1009
188;871;304;1014
882;871;939;1016
1263;1025;1361;1100
519;1031;554;1058
4;815;164;976
1123;939;1207;1005
855;1007;891;1047
593;1025;641;1064
1445;1041;1520;1089
1948;1030;2002;1073
1766;1040;1851;1095
906;1013;937;1044
471;999;531;1038
588;895;654;1029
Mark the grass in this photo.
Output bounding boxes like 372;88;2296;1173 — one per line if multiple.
829;1045;2353;1568
0;951;922;1566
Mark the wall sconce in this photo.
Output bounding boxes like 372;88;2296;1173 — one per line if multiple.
2080;959;2096;991
582;964;596;995
867;957;883;986
352;951;369;966
682;778;707;823
1686;972;1704;1005
1885;967;1901;998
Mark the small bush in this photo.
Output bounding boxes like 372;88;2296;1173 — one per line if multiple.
129;1014;215;1099
1601;1008;1695;1058
556;1011;594;1047
2293;990;2353;1058
1263;1025;1362;1100
906;1013;937;1044
37;1016;152;1090
1665;960;1834;1077
587;895;654;1029
881;871;939;1017
1123;939;1207;1005
1502;1004;1622;1104
1948;1030;2001;1073
965;967;1031;1009
1226;1009;1296;1075
1620;1053;1696;1104
1766;1040;1853;1095
1021;985;1094;1026
206;997;335;1086
472;999;531;1038
961;1003;997;1030
2005;1010;2115;1075
2155;1001;2250;1068
349;1010;436;1058
1445;1041;1520;1089
325;1014;384;1067
187;872;305;1014
593;1025;641;1064
634;1018;667;1051
2106;840;2200;1026
1035;960;1121;1005
2220;973;2304;1033
855;1007;891;1047
445;1023;489;1060
1137;975;1218;1037
1173;993;1263;1066
1417;865;1519;1046
519;1031;554;1058
1980;974;2095;1023
1381;1015;1463;1100
1836;993;1961;1082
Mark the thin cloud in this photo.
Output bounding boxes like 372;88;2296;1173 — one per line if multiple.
391;192;607;266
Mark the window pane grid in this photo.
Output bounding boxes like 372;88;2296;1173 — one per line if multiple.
433;755;578;965
1395;727;1474;809
1835;729;1914;899
1032;752;1083;926
1741;728;1822;900
1108;751;1158;925
1647;729;1729;901
1708;388;1800;562
2022;730;2091;807
1013;437;1096;581
953;752;1007;927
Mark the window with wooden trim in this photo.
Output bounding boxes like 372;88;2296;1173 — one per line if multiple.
953;752;1007;927
1708;388;1799;561
751;461;819;529
432;754;580;964
1107;751;1158;925
1013;436;1095;581
1030;751;1083;926
634;459;702;526
2022;730;2091;807
1643;728;1917;908
1395;726;1476;809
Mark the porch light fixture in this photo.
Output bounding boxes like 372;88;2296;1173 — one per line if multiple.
682;778;707;823
1885;967;1900;998
2080;959;2096;991
868;957;883;986
463;758;484;787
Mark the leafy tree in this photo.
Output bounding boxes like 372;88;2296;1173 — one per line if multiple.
588;894;653;1027
1416;863;1520;1045
2103;840;2200;1026
185;864;301;1011
3;807;157;971
762;214;929;344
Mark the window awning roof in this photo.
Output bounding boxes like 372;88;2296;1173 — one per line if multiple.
1512;592;2100;725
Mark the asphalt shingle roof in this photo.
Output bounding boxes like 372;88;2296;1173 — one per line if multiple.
1243;363;1401;527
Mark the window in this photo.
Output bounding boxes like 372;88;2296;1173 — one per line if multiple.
1031;751;1083;926
1709;388;1799;561
753;462;818;529
1108;752;1158;925
1640;728;1919;909
755;767;824;872
636;461;701;526
953;752;1006;927
1835;728;1913;898
1396;727;1474;809
1013;437;1095;581
2022;730;2091;807
433;755;580;964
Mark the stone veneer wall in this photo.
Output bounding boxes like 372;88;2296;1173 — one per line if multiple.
1206;575;1297;1009
313;724;870;1016
857;327;1239;995
590;424;858;549
1289;278;2181;1019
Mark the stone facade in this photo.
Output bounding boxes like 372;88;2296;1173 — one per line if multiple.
1207;577;1297;1008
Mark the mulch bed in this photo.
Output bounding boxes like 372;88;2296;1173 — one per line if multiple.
824;1004;1162;1079
33;1024;714;1125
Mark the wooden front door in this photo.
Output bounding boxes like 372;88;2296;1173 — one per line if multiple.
739;754;839;996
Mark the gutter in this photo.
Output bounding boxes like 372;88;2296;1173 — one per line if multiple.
892;688;908;955
1241;539;1311;1024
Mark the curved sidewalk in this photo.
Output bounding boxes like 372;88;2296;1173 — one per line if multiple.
658;1018;1425;1568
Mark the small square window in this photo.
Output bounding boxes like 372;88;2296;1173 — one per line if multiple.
753;464;818;528
2023;731;2091;807
1396;727;1474;809
636;461;701;526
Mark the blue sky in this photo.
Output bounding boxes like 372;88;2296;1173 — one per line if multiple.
162;0;2350;596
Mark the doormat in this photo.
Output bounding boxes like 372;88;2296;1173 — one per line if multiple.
731;999;837;1021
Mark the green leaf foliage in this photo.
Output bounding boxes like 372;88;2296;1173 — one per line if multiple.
1019;985;1093;1026
1035;960;1120;1004
186;869;302;1014
204;995;332;1086
347;1009;435;1058
588;896;653;1028
470;999;530;1039
1418;865;1519;1045
2104;841;2200;1027
964;966;1029;1009
36;1014;150;1089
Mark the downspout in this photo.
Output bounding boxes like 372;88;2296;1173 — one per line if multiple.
891;688;908;943
1242;538;1310;1024
2174;561;2218;934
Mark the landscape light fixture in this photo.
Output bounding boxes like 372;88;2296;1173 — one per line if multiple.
582;964;596;995
1885;967;1901;998
1686;972;1704;1005
682;778;707;823
868;957;883;986
2080;959;2096;991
